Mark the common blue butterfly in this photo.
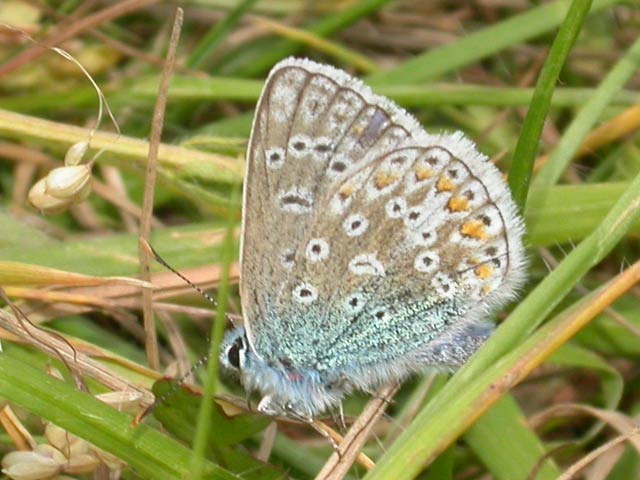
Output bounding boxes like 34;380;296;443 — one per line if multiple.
220;57;526;421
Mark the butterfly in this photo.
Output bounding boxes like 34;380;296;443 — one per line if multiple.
220;57;526;421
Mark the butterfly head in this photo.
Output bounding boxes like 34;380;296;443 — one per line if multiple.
220;326;343;419
220;327;248;372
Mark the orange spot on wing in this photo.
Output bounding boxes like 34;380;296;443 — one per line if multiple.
339;183;355;199
447;196;469;212
436;175;454;192
460;220;487;240
414;166;433;181
374;171;397;189
475;264;493;279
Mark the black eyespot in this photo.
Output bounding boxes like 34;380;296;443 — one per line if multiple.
375;311;385;319
409;211;420;221
293;141;306;151
311;244;321;254
351;220;361;229
448;169;458;178
315;143;332;153
427;156;438;166
349;297;359;307
422;231;432;239
393;203;401;212
331;161;346;172
300;288;312;297
227;337;243;369
281;194;311;208
481;215;492;226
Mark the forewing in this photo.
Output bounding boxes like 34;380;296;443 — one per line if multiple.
240;58;422;356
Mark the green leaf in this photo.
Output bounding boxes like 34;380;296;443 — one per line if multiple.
0;347;236;480
152;379;271;449
465;395;561;480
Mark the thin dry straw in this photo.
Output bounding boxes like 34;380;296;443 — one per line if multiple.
139;8;184;370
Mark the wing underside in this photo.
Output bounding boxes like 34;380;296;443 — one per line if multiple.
240;58;526;379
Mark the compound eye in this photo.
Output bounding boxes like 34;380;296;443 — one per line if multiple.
226;336;244;369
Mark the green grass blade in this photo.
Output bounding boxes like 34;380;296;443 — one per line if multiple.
465;395;561;480
0;348;237;480
218;0;394;76
466;343;623;480
187;0;260;69
191;189;239;479
525;182;640;246
128;75;639;109
508;0;592;210
549;342;624;413
530;34;640;193
366;0;619;86
0;108;243;184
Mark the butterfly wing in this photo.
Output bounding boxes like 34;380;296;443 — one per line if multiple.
312;139;526;385
241;58;419;356
240;58;526;385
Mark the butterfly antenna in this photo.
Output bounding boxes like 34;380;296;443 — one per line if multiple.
132;354;210;426
141;238;220;307
134;240;236;426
